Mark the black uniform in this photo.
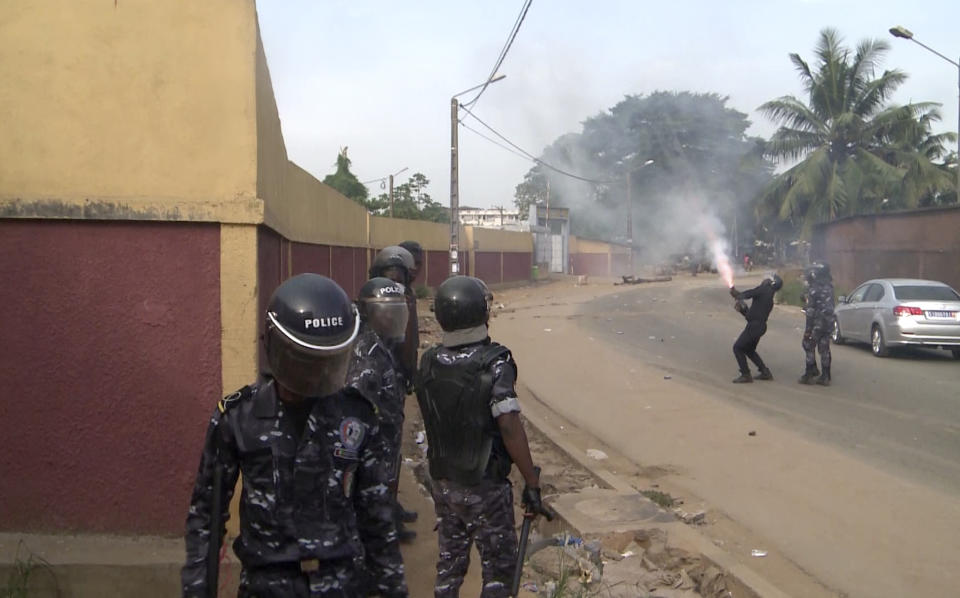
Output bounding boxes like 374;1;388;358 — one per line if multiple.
416;339;521;598
399;287;420;391
181;379;407;598
731;281;775;378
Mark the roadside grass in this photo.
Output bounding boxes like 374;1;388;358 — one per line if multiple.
1;542;58;598
415;284;431;299
640;489;675;509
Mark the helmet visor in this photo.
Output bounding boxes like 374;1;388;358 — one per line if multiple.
266;327;356;397
364;299;409;342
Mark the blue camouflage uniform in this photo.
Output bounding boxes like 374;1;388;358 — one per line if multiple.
418;340;521;598
180;379;408;598
803;277;835;370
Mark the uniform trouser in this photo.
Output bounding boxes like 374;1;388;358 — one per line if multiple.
802;320;832;369
733;320;768;375
431;479;517;598
238;559;363;598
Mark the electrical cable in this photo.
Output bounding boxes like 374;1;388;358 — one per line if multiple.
461;0;532;110
459;104;613;184
459;120;532;162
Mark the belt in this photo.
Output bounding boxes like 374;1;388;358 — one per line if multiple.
246;559;321;575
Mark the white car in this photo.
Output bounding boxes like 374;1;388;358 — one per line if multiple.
832;278;960;358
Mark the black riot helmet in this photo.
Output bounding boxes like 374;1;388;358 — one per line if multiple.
473;277;494;314
398;241;423;282
804;262;832;284
357;277;409;342
370;245;415;286
264;274;360;397
764;272;783;291
435;275;489;332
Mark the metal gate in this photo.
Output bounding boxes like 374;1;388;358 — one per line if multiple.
550;234;564;273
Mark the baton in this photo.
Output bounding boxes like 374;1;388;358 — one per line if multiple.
512;467;554;597
206;446;223;597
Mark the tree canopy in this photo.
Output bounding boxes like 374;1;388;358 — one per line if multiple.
515;91;772;257
322;147;369;203
757;28;956;235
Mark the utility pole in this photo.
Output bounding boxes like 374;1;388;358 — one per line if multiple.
626;170;633;276
449;96;460;274
389;174;394;218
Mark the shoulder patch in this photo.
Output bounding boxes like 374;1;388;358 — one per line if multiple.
218;384;253;414
334;416;366;460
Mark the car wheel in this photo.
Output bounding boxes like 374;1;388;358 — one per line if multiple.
871;325;889;357
952;349;960;360
831;319;845;345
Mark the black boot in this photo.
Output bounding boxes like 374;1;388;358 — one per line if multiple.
396;503;418;523
755;367;773;381
816;366;831;386
798;364;820;384
732;372;753;383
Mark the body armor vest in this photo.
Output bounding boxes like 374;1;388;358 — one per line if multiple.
416;342;511;485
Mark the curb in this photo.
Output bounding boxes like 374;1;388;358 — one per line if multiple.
518;383;792;598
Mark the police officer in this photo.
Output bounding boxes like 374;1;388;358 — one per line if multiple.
369;245;420;527
181;274;408;598
415;276;549;598
346;277;416;543
397;240;423;390
799;262;835;386
728;273;782;383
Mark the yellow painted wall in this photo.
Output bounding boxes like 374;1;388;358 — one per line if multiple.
370;216;449;250
576;238;617;254
0;0;258;203
472;227;533;253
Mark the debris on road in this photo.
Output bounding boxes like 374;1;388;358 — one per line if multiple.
586;449;608;460
748;430;757;436
751;549;768;557
615;275;673;285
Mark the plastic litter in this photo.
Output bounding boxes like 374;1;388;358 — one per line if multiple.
586;449;608;460
544;328;552;332
415;431;426;444
751;549;768;557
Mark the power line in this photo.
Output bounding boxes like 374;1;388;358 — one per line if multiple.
459;104;613;184
459;120;532;162
461;0;532;110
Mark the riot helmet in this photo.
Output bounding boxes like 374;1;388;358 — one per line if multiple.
763;272;783;291
370;245;415;286
398;240;423;283
472;277;494;314
804;262;831;284
357;277;409;343
435;275;489;332
264;274;360;397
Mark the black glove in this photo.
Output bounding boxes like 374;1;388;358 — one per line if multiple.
729;286;740;299
521;486;553;520
734;299;748;316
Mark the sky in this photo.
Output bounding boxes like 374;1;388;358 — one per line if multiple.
256;0;960;211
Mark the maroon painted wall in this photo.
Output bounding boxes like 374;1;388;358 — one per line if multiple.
812;207;960;293
502;252;532;283
425;249;461;288
0;219;221;534
571;253;609;276
474;252;502;283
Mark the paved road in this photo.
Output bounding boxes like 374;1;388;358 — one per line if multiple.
577;274;960;496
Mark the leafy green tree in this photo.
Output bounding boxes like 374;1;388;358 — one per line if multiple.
516;92;772;247
758;28;955;234
513;165;547;219
368;173;449;223
322;147;369;203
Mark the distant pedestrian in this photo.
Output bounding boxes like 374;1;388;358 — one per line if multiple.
416;276;550;598
728;273;781;383
180;274;407;598
799;262;835;386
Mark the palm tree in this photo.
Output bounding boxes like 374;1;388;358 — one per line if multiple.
757;28;955;234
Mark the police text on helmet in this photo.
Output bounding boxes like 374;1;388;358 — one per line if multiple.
305;316;344;329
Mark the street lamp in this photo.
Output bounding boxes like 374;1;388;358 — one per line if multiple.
890;25;960;196
625;158;655;275
361;167;408;217
449;74;506;275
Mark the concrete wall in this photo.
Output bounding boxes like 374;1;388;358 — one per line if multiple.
0;0;257;204
0;220;221;534
0;1;537;536
812;207;960;293
569;236;630;277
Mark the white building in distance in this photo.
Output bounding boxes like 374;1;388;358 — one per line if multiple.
458;207;527;231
